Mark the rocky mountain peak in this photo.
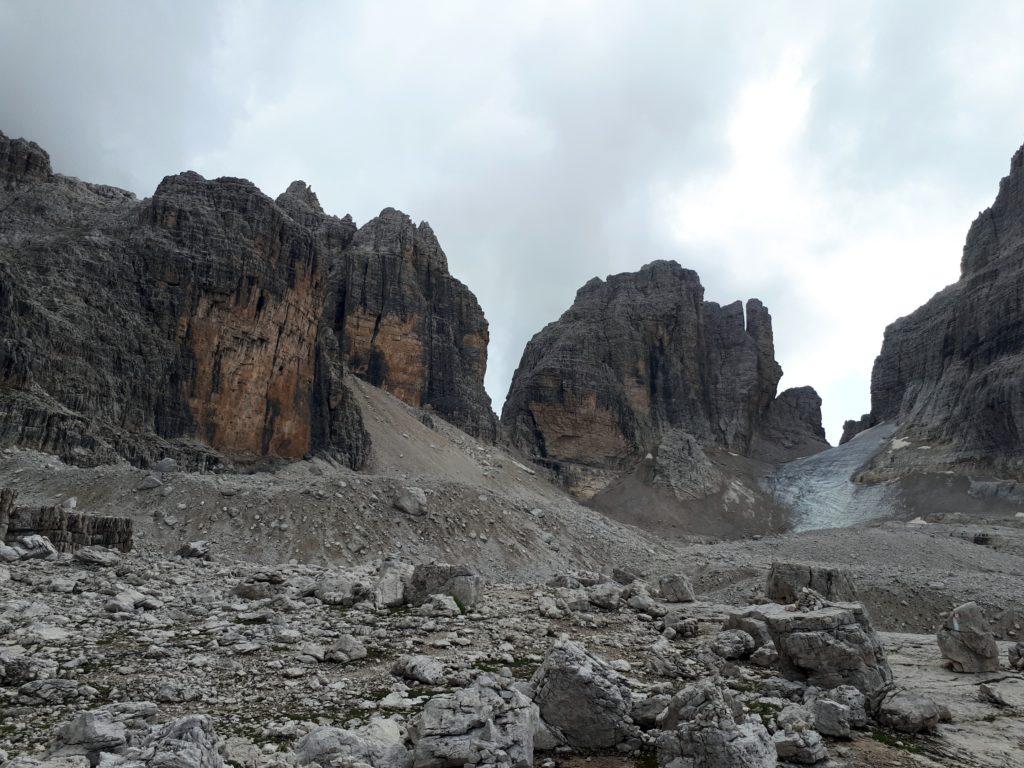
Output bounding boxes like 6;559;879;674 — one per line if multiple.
0;129;499;466
0;130;52;190
329;205;496;440
278;179;324;213
501;261;826;496
960;140;1024;276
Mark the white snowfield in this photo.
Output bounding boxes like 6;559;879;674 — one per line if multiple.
763;422;897;532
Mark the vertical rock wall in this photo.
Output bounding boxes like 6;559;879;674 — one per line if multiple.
501;260;826;494
848;141;1024;476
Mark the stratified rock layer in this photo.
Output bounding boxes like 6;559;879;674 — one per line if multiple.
3;505;132;553
846;142;1024;476
501;261;826;492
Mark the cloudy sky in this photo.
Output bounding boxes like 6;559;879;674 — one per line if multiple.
3;1;1024;442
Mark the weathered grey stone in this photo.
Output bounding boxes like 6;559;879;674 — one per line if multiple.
979;678;1024;708
873;689;950;734
394;487;427;516
294;720;410;768
45;710;126;765
140;716;224;768
772;729;827;765
151;458;178;473
418;594;461;617
587;582;623;610
822;685;867;727
13;534;57;560
392;655;446;686
766;562;856;604
72;546;120;567
659;574;696;603
375;560;414;608
406;564;481;609
723;611;772;647
314;572;367;607
937;602;999;673
176;540;211;560
530;641;636;749
710;630;755;660
811;699;850;739
137;475;162;490
656;682;776;768
631;694;672;729
412;677;533;768
325;634;368;663
1009;642;1024;670
750;645;778;667
765;601;892;696
17;679;86;705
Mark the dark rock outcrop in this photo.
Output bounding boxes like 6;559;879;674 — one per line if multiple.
766;562;858;604
3;503;132;552
848;142;1024;474
328;208;496;440
500;261;826;494
838;414;874;445
0;131;51;189
0;130;494;468
755;386;828;462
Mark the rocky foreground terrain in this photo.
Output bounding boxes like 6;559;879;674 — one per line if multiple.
3;379;1024;768
2;536;1024;768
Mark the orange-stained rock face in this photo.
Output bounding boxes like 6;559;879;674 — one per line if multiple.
528;393;631;467
341;308;426;407
180;268;322;459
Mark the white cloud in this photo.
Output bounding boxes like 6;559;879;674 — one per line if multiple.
663;41;1000;440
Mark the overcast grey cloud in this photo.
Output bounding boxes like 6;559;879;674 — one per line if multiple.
3;0;1023;441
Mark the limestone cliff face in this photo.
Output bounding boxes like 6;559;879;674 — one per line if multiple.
0;131;369;468
328;208;497;440
500;260;826;493
0;130;496;467
846;142;1024;475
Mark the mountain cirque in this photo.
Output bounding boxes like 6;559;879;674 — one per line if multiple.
0;130;493;469
501;260;827;497
842;141;1024;480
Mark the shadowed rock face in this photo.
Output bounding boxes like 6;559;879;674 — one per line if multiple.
329;208;496;441
501;260;826;493
0;130;495;467
845;142;1024;475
